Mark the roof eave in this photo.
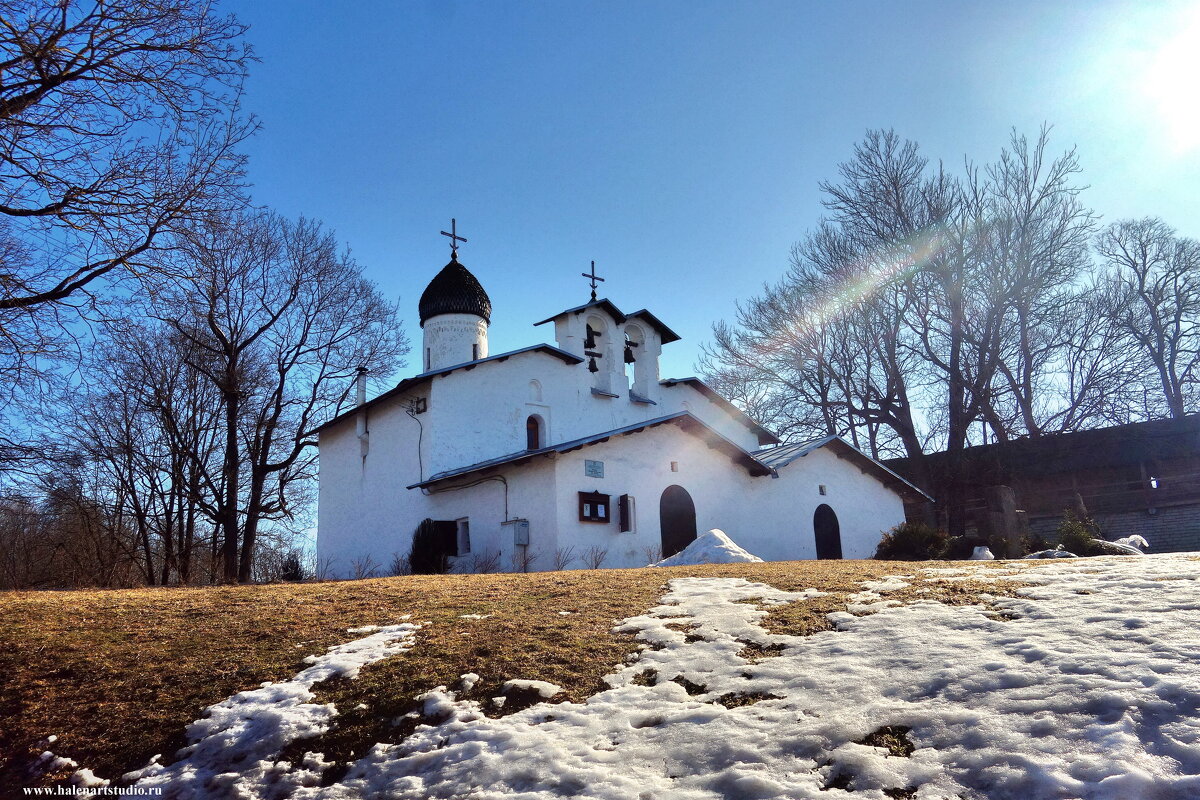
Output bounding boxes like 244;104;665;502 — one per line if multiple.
409;411;773;490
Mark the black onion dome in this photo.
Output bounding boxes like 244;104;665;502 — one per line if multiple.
418;255;492;326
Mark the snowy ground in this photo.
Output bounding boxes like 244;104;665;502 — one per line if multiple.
99;555;1200;799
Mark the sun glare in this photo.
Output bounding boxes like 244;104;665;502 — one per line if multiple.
1140;5;1200;154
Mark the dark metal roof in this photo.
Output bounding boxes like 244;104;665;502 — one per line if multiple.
408;411;775;489
753;435;838;468
755;436;932;500
884;413;1200;484
659;377;781;446
625;309;681;344
533;298;626;326
310;345;582;436
418;255;492;325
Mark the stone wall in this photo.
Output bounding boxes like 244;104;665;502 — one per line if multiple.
1028;504;1200;553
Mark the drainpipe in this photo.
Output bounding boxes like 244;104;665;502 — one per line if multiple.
356;366;369;458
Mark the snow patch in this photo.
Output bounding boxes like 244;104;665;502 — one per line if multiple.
286;557;1200;799
1114;535;1150;552
970;546;995;560
502;679;563;699
652;528;763;566
123;621;420;796
1025;549;1079;559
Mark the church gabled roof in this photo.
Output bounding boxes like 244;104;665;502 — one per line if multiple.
625;309;681;344
408;411;775;490
659;377;780;446
418;255;492;325
309;344;582;437
533;298;626;326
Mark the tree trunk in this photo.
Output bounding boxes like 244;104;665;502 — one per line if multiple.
238;468;264;583
221;382;240;583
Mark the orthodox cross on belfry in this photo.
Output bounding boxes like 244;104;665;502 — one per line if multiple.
440;218;468;257
581;260;604;301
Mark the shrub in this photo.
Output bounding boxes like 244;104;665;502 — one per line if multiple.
280;551;306;582
1056;510;1104;556
875;522;949;560
409;518;452;574
941;535;981;560
1020;531;1050;556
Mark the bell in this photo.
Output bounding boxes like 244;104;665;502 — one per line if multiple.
584;325;599;350
588;356;599;373
624;346;636;364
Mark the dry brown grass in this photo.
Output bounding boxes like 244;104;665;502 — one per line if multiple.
0;558;1037;792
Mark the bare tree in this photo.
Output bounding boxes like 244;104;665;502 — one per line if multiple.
467;549;502;574
388;552;411;577
704;127;1122;534
552;546;577;571
510;547;539;573
704;130;953;487
580;546;608;569
349;554;380;580
0;0;254;471
1095;218;1200;419
143;211;407;582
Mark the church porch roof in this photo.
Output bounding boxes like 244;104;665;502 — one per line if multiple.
408;411;775;490
754;436;931;501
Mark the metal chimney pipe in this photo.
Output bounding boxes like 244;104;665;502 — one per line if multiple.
355;367;369;455
355;366;369;406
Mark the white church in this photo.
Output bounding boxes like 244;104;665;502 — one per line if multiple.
314;237;927;575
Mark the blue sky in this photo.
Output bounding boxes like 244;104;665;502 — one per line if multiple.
226;0;1200;380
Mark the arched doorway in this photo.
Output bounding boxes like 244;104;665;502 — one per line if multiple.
660;485;697;558
813;504;842;559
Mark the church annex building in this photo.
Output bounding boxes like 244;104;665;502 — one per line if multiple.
314;238;928;575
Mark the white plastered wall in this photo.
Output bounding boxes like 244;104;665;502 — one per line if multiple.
543;423;907;569
422;313;488;371
316;346;902;575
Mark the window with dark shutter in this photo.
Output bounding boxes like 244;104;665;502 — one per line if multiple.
434;520;459;556
618;494;634;532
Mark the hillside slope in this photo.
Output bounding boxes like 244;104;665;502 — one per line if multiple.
10;556;1199;797
1;559;1006;794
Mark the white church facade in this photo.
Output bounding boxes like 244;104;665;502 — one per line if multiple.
315;244;927;576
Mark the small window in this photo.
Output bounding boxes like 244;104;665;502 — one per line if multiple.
819;485;827;496
618;494;635;532
472;343;479;360
425;348;431;370
526;416;542;450
579;491;610;522
456;518;471;556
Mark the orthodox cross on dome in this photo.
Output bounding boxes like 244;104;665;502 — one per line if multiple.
440;218;468;257
581;260;605;301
